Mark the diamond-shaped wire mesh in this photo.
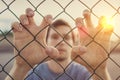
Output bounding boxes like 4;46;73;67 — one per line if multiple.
0;0;120;80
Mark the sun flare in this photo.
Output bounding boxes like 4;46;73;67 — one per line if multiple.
101;16;114;30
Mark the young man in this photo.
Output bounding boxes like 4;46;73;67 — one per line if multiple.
5;8;113;80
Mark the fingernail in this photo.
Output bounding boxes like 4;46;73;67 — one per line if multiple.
28;11;34;17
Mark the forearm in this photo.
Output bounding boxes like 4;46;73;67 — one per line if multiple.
92;68;111;80
5;63;30;80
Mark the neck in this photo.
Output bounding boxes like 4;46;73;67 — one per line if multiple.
47;58;71;73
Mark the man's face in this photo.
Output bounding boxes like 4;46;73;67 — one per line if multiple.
47;25;73;61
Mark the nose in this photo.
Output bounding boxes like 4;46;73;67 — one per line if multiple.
56;37;66;47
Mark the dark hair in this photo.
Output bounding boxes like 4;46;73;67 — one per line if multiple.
46;19;75;43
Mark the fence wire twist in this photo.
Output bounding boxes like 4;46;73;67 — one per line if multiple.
0;0;120;80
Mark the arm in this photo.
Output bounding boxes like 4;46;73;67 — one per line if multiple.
72;10;113;80
92;68;111;80
5;8;53;80
5;62;30;80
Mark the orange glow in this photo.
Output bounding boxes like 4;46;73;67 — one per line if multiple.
102;16;114;29
105;17;114;25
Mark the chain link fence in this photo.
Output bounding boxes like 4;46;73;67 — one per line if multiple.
0;0;120;80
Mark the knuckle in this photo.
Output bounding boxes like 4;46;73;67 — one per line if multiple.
26;8;33;13
19;14;26;19
11;22;19;27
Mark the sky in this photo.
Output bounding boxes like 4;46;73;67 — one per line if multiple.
0;0;120;41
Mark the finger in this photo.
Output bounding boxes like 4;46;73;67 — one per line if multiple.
45;46;60;59
101;25;113;44
95;25;113;51
95;30;111;51
101;16;114;33
75;17;85;28
75;17;88;39
40;15;53;27
73;29;80;46
95;16;106;34
11;22;23;32
72;45;87;56
95;16;111;46
19;14;29;26
25;8;35;25
102;25;113;34
71;45;87;61
83;9;93;28
38;15;53;46
98;16;106;27
97;16;114;34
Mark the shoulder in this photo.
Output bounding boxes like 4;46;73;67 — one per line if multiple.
27;62;47;74
68;62;92;80
69;62;91;76
70;62;87;70
26;62;48;80
32;62;49;73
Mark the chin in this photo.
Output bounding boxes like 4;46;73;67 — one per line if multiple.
55;57;67;62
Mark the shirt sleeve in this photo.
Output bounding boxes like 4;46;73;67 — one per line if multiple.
83;70;93;80
25;70;34;80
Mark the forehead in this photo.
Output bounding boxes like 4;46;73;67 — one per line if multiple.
50;25;72;35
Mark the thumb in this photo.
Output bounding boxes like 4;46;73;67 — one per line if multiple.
45;46;60;59
72;45;87;55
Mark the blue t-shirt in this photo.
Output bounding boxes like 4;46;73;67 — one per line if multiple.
25;62;92;80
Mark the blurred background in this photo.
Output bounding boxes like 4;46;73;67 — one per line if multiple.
0;0;120;80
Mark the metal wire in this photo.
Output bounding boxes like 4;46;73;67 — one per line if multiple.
0;0;120;80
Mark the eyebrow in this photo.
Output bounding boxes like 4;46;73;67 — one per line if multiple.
61;33;72;39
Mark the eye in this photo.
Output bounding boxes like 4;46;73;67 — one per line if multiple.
64;35;71;40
